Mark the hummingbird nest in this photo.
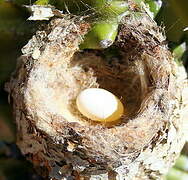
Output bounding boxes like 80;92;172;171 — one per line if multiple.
6;12;188;180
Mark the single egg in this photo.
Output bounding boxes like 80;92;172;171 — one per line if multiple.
76;88;124;122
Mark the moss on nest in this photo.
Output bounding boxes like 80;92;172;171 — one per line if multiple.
6;13;188;180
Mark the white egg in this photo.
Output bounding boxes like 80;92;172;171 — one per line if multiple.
76;88;124;122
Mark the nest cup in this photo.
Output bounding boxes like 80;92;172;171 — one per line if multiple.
6;13;187;179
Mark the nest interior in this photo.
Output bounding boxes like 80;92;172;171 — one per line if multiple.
7;14;178;175
70;47;144;120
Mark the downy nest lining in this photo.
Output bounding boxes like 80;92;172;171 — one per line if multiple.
10;14;175;169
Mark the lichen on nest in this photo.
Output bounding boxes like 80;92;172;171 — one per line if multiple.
6;12;188;180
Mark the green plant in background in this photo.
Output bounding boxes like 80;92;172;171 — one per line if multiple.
0;2;39;179
34;0;129;16
80;20;119;49
165;155;188;180
0;0;37;86
156;0;188;45
34;0;130;49
0;0;37;143
145;0;161;17
77;0;129;49
165;168;188;180
174;155;188;171
156;0;188;73
173;43;186;65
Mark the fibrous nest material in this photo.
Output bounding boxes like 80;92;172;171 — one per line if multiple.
6;12;188;180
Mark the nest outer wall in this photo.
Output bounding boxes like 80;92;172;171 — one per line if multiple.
6;12;188;180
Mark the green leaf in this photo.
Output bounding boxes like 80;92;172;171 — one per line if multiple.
156;0;188;43
34;0;50;5
174;155;188;172
165;167;188;180
173;42;186;64
145;0;161;17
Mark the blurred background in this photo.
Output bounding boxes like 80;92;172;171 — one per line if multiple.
0;0;187;179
